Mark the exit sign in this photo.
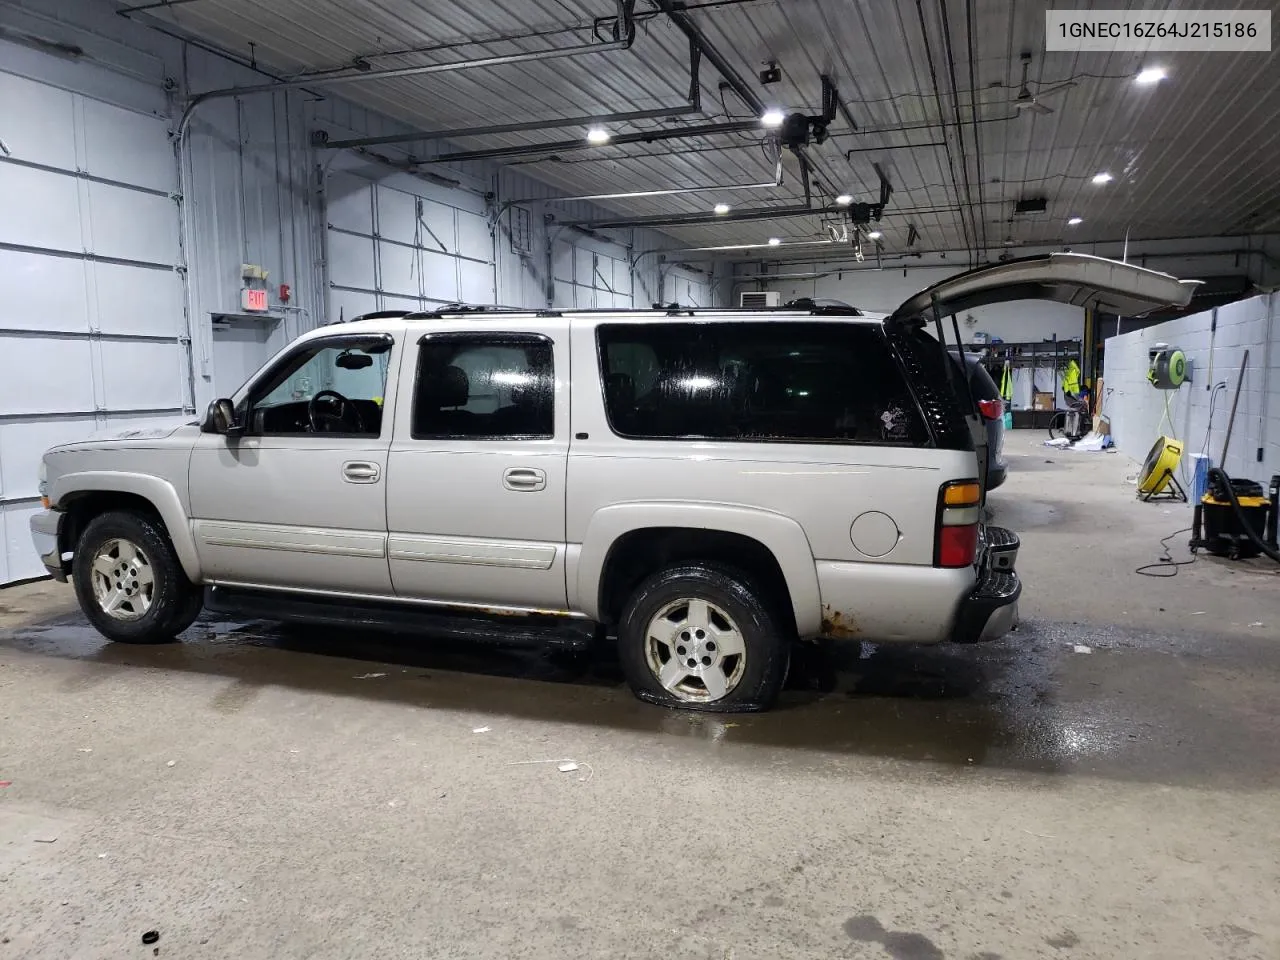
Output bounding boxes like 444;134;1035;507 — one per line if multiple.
241;288;269;312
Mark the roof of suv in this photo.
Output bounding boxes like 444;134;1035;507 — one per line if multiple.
328;305;887;335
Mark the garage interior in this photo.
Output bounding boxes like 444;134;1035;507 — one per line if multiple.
2;0;1279;957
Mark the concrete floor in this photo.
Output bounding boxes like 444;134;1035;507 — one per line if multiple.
2;431;1279;960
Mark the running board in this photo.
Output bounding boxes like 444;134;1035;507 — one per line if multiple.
206;586;598;650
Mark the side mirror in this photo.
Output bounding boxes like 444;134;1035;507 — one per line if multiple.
203;398;240;435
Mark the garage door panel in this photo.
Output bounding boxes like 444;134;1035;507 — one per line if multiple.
2;503;43;582
459;259;494;305
420;249;459;302
327;174;374;234
377;241;419;299
0;336;95;415
87;183;177;265
98;340;185;411
81;99;175;193
382;295;422;313
327;230;376;289
0;165;82;252
0;250;90;333
419;200;456;250
0;73;77;169
553;241;574;282
575;248;594;288
328;288;377;324
456;211;490;261
553;280;574;309
0;417;99;501
375;186;418;246
94;263;183;337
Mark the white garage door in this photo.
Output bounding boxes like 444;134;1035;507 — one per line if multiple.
325;172;496;321
0;70;191;585
552;239;634;309
665;267;712;308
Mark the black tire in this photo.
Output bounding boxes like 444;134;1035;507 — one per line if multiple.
72;510;203;644
1047;412;1067;440
616;563;790;713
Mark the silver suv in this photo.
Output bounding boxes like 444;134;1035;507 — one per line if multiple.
30;255;1194;711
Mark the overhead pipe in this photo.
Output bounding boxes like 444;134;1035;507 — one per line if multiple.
320;103;701;151
845;140;946;159
420;118;763;164
565;202;950;231
318;34;703;151
184;0;638;104
506;146;783;206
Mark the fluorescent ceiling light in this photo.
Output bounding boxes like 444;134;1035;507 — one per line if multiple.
713;203;731;214
866;230;882;240
1091;172;1113;185
586;128;610;144
1135;67;1166;85
835;194;854;205
1067;216;1083;225
760;110;786;128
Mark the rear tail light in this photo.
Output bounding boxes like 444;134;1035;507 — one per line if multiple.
936;480;981;568
977;398;1003;421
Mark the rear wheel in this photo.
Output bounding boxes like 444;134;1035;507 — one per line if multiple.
1047;412;1068;440
617;564;789;712
72;510;202;643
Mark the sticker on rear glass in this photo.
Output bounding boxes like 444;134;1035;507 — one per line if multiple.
881;405;909;441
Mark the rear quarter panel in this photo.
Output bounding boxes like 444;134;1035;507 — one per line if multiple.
565;314;978;634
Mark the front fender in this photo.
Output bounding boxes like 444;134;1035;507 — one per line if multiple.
573;501;822;637
50;471;202;582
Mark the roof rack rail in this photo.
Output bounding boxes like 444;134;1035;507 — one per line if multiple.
343;309;412;324
405;303;543;319
782;297;864;315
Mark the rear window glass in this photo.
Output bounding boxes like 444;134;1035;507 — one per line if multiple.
597;322;927;445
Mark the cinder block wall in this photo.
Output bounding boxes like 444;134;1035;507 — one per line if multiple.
1103;293;1280;496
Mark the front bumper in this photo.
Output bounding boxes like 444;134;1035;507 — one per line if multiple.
29;509;67;581
952;524;1021;643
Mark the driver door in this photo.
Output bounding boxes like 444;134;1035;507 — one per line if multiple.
188;333;398;596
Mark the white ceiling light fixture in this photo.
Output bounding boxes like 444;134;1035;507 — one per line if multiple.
767;237;782;246
760;110;786;128
1092;172;1113;185
835;194;854;205
1067;216;1083;225
1135;67;1167;85
713;203;731;214
586;128;610;144
866;230;883;240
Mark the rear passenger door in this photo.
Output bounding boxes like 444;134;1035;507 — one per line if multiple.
386;320;570;611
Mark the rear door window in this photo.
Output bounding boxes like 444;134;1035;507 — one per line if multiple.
597;321;928;445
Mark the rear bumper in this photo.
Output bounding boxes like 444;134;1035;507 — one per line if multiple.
952;525;1020;643
29;509;67;581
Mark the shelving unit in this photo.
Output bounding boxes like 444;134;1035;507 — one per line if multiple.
962;339;1084;430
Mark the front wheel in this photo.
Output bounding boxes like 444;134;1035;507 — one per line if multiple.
616;564;790;712
1047;412;1068;440
72;510;203;643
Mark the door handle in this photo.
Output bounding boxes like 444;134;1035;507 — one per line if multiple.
342;461;381;484
503;467;546;492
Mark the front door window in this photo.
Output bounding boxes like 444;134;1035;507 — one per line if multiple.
243;336;393;436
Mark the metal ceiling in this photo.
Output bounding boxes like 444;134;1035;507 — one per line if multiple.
128;0;1280;262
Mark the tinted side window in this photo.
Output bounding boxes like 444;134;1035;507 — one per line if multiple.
412;334;553;439
597;322;928;445
888;329;973;451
